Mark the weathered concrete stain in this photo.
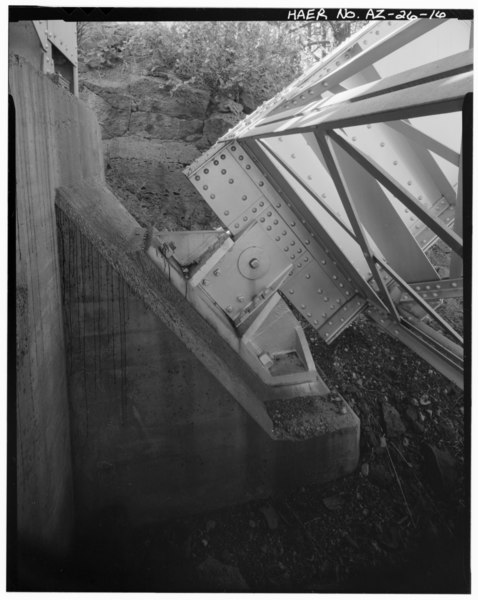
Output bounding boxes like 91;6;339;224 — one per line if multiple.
10;51;104;563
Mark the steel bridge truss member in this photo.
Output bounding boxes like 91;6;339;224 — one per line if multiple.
157;18;469;392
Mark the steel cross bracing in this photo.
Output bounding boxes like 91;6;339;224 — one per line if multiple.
150;18;470;392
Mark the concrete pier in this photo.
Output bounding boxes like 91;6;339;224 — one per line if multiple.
56;186;360;524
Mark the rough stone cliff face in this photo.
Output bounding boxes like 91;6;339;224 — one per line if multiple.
79;66;252;231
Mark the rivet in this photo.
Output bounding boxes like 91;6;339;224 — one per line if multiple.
204;168;209;174
306;274;311;279
307;312;312;317
231;146;236;151
352;137;357;142
291;154;296;159
202;279;209;286
324;296;329;302
276;203;281;208
246;165;251;170
289;290;294;295
195;175;200;181
407;181;412;186
242;195;248;201
322;313;327;318
259;181;264;187
243;216;248;222
282;231;287;236
267;226;272;231
203;185;208;190
239;155;244;160
297;262;302;268
226;306;233;313
317;289;323;294
210;194;215;199
260;217;265;223
301;304;306;309
214;160;219;165
380;142;385;147
304;257;309;262
214;268;221;276
367;124;372;129
332;275;337;280
290;241;296;246
322;193;327;199
221;154;226;160
313;320;318;325
234;224;239;229
321;260;326;265
291;254;296;259
224;210;229;216
284;246;289;252
273;219;278;225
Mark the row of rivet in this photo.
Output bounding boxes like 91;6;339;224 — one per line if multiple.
274;22;399;113
317;296;367;340
347;128;456;245
190;149;265;229
415;199;455;248
226;138;366;297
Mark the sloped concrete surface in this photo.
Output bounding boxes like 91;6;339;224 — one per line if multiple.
56;181;359;523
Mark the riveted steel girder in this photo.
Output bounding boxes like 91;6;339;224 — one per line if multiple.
183;18;470;389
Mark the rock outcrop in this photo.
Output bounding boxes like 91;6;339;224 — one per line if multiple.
79;67;247;231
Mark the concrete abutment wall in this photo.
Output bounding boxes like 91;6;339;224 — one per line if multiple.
12;51;359;576
11;52;104;577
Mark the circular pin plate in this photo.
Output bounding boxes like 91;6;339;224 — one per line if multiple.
238;246;270;280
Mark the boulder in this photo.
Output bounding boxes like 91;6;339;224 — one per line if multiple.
240;89;259;114
422;443;457;494
202;112;241;145
382;401;406;438
197;556;249;592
